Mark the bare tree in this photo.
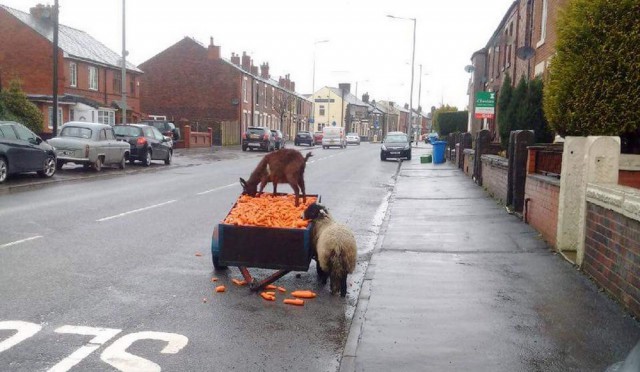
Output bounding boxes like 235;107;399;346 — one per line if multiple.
273;90;295;135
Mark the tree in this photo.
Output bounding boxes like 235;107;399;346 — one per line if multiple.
432;104;458;134
437;111;468;136
498;74;513;147
273;90;294;132
543;0;640;138
0;79;44;134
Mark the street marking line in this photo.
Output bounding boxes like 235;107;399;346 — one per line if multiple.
97;200;176;222
0;236;43;249
196;183;236;195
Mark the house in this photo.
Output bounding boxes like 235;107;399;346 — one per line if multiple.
0;4;143;135
138;37;311;145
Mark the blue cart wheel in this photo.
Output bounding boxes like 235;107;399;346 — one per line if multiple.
212;254;228;271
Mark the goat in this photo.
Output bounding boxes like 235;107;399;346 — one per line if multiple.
303;203;357;296
240;149;312;206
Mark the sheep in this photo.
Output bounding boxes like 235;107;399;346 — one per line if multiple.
303;203;357;297
240;149;312;206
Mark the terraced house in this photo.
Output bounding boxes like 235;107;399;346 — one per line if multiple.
0;4;143;136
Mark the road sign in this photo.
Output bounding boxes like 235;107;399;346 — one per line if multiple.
475;91;495;119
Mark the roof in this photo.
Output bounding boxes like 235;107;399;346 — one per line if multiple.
62;121;112;130
326;87;370;107
1;5;142;73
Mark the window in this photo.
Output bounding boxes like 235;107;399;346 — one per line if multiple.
0;125;18;139
70;109;75;121
113;71;122;94
263;84;267;107
97;110;115;125
99;129;107;140
105;128;116;140
243;78;248;102
272;87;275;109
130;79;135;95
89;66;98;90
70;62;77;87
13;124;37;142
255;82;260;105
537;0;548;47
48;106;63;129
319;105;325;116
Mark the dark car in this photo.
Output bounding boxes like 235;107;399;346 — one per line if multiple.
139;120;180;142
294;131;314;146
242;126;275;152
0;121;56;183
113;124;173;166
271;129;286;150
380;132;411;161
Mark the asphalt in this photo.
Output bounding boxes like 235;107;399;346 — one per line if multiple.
340;144;640;372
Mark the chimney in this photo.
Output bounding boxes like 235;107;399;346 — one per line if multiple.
285;74;291;90
362;92;369;103
260;62;270;79
207;37;220;60
404;103;409;109
278;77;285;88
241;51;251;71
30;4;52;20
250;64;259;76
338;83;351;94
230;52;240;66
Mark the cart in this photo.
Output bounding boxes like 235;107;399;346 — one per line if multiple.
210;194;319;291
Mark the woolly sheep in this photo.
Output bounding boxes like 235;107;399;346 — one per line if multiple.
303;203;357;296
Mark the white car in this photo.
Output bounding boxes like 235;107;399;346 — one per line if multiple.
346;133;361;145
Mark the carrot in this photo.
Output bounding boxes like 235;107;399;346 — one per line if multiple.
223;194;318;229
283;298;304;306
195;252;203;257
260;292;275;301
265;284;277;290
232;279;247;286
291;290;316;299
264;291;276;296
277;287;286;293
215;285;226;293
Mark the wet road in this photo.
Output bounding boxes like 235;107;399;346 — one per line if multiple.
0;143;391;371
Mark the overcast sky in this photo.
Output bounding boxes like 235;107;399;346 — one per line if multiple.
3;0;514;111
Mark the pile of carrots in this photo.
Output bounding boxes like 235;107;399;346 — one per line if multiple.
223;194;318;228
210;277;317;307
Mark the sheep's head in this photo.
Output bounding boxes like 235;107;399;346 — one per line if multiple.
239;177;258;196
303;202;329;220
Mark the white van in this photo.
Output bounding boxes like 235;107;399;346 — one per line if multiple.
321;126;346;149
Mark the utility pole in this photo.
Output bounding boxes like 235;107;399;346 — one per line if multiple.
121;0;127;124
52;0;59;137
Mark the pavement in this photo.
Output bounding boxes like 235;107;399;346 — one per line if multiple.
340;144;640;372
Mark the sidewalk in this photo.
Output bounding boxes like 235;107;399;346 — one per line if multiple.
341;145;640;371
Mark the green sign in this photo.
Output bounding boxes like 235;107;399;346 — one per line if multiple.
475;91;495;118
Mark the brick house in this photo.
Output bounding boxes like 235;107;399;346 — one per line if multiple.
0;4;143;136
138;37;311;145
466;0;567;140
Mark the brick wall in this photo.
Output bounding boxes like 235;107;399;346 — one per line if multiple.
524;174;560;246
481;155;509;204
531;0;569;77
583;203;640;317
463;150;474;177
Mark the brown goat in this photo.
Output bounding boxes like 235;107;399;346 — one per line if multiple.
240;149;312;206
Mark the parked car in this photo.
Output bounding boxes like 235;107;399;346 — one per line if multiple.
294;131;315;146
139;120;180;142
242;126;275;152
380;131;411;161
313;131;323;144
322;126;346;149
346;132;361;145
48;122;130;171
0;121;56;183
113;124;172;166
271;129;286;150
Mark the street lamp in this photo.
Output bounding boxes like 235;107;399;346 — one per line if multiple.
416;64;429;142
387;14;416;137
121;0;127;124
311;40;329;132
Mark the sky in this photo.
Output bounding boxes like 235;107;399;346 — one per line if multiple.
2;0;514;111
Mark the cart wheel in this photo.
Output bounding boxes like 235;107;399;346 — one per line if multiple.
212;254;228;270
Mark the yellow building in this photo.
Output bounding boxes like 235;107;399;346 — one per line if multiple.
311;86;344;132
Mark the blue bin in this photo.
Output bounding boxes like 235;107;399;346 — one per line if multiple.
432;141;447;164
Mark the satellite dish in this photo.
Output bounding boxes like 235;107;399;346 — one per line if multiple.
464;65;475;73
516;46;535;61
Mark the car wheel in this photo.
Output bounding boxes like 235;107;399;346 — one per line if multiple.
242;146;248;151
56;159;65;170
380;152;386;161
143;150;151;167
294;141;299;146
0;157;7;183
119;155;126;170
129;158;136;165
407;154;412;160
164;150;172;165
93;156;103;172
38;156;56;178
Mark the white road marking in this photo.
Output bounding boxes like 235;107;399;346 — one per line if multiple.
48;326;122;372
0;321;42;353
196;183;236;195
97;200;176;222
0;236;43;249
101;331;189;372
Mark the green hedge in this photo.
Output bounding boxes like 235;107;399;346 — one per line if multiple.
0;79;44;134
437;111;468;136
543;0;640;137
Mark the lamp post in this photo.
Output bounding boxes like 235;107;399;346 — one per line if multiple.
311;40;329;132
52;0;59;137
387;15;416;138
120;0;127;124
417;64;429;141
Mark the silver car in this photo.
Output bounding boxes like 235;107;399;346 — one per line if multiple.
346;132;361;145
48;122;130;171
